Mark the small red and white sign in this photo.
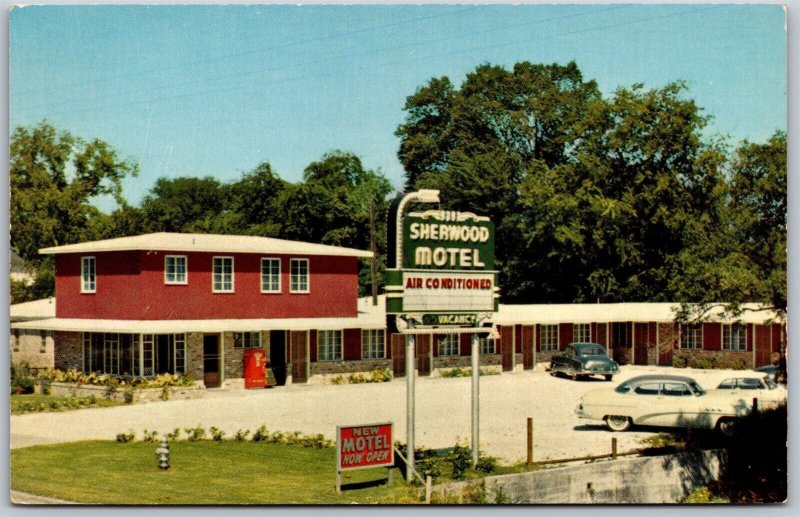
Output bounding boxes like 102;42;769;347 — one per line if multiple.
336;422;394;471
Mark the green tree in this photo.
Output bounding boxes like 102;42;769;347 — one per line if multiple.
140;176;226;233
10;122;138;262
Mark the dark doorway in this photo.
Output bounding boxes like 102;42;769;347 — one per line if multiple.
203;334;221;388
611;322;631;365
269;330;287;386
156;334;173;374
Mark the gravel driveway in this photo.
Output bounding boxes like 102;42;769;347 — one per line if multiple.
10;365;741;463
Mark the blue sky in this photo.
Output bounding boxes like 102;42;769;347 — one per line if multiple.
9;3;787;211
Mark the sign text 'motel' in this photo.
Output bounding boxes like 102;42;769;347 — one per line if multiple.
336;423;394;471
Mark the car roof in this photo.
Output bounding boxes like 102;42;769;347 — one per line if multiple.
717;371;768;380
570;342;604;348
755;365;778;372
619;374;700;385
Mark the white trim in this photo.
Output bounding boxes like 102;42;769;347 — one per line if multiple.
40;232;372;258
260;257;281;293
290;258;310;294
81;256;96;293
212;256;234;293
164;255;188;285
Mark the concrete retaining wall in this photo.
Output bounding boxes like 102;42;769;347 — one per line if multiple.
434;449;727;504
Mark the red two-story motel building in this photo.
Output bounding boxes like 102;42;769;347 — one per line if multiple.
10;232;784;387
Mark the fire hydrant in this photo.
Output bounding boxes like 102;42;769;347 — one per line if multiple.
155;438;170;470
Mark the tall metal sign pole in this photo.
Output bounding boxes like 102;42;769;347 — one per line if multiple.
386;189;497;478
386;189;440;482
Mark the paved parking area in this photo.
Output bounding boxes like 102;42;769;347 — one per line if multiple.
10;365;744;463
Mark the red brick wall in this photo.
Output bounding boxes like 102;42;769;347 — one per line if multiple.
56;251;360;320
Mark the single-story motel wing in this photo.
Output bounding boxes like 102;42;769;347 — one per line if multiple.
10;232;784;387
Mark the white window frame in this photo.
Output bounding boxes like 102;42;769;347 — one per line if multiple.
722;324;747;351
540;324;558;352
573;323;591;343
234;331;262;349
479;336;496;355
361;329;385;359
318;330;342;361
212;256;234;293
81;256;96;293
260;258;281;293
290;258;310;293
164;255;188;285
437;334;459;357
680;324;703;350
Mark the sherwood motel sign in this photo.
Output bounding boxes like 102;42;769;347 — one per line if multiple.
386;205;498;326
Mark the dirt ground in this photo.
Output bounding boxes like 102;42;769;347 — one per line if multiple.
10;364;748;463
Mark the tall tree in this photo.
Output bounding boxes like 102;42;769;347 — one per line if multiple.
10;122;139;262
140;176;227;233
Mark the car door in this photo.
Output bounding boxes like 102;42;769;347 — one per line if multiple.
630;382;662;425
657;381;702;428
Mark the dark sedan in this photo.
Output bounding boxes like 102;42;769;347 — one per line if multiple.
549;342;619;381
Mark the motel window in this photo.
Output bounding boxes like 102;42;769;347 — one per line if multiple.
362;329;385;359
540;324;558;352
680;324;703;350
81;256;96;293
437;334;458;357
165;255;188;284
318;330;342;361
723;324;747;351
213;257;234;293
234;331;262;349
261;258;281;293
479;336;496;355
290;259;309;293
574;323;590;343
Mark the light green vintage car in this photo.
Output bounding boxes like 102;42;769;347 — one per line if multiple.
575;374;752;435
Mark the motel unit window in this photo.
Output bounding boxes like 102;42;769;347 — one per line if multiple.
437;334;458;357
165;255;188;284
213;257;234;293
290;258;309;293
479;336;496;355
234;331;262;349
573;323;590;343
362;329;385;359
82;333;185;377
81;256;96;293
723;324;747;351
540;324;558;352
680;324;703;349
318;330;342;361
261;258;281;293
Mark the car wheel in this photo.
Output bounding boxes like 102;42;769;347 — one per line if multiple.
605;415;632;432
604;375;613;382
716;418;738;437
549;364;558;377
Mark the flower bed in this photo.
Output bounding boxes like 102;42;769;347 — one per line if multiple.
47;382;204;403
36;369;203;404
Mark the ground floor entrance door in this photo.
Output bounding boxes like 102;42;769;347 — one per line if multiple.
269;330;287;386
203;334;221;388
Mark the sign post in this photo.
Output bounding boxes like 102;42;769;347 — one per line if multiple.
386;190;498;474
336;422;394;493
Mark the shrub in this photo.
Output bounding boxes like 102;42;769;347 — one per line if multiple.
184;424;206;441
252;425;269;442
166;428;181;441
672;356;688;368
368;369;393;383
141;429;159;443
689;357;714;370
160;385;170;401
234;429;251;442
210;426;226;442
475;454;499;474
37;377;52;395
116;431;135;443
11;361;35;395
450;441;472;480
731;358;748;370
123;386;135;404
330;375;346;385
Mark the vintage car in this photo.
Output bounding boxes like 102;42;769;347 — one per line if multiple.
549;342;619;381
712;372;787;410
575;374;751;435
754;364;786;384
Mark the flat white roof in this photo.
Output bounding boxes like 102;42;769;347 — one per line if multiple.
9;297;56;321
9;296;781;333
38;232;372;258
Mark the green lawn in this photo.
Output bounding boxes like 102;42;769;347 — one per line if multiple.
10;441;423;504
10;394;122;414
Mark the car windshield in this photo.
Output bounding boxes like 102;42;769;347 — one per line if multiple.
762;376;777;390
689;382;705;396
578;347;606;357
